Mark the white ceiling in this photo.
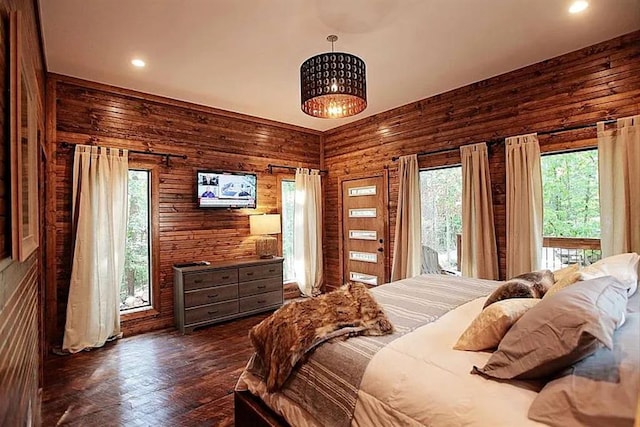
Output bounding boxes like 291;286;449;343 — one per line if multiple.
40;0;640;132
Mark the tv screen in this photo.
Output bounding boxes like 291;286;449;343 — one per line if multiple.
197;171;257;209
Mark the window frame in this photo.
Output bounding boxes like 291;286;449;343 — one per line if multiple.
120;161;160;322
418;163;463;273
276;173;297;285
540;146;600;239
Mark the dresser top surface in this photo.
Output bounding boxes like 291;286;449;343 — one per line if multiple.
173;256;284;273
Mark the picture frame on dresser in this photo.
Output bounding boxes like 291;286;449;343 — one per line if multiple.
9;11;39;263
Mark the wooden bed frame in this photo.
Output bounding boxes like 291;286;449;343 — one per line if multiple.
234;390;290;427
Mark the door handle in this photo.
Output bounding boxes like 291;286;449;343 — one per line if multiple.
377;247;384;252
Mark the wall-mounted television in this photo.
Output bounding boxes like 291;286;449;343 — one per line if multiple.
197;170;257;209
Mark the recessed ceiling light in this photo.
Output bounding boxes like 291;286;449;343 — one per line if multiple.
131;58;146;68
569;1;588;14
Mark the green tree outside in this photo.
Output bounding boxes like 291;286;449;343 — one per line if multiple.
121;170;151;310
420;167;462;271
541;149;600;238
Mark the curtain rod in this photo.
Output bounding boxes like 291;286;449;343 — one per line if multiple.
390;118;617;162
59;141;187;167
267;164;328;175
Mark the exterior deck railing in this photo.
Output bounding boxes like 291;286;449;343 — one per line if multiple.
452;235;601;272
541;236;601;270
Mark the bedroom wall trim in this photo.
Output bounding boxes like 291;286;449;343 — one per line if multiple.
44;76;56;356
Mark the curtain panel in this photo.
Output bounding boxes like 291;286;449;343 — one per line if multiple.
597;115;640;256
505;134;543;278
460;143;499;279
293;168;323;297
63;145;129;353
391;155;422;281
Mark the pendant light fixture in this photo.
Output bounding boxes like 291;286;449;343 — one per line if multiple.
300;35;367;119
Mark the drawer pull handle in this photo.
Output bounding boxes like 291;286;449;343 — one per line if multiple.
258;300;266;304
246;272;254;276
194;279;203;284
257;285;266;289
222;276;230;279
207;294;219;298
268;269;275;272
208;310;218;315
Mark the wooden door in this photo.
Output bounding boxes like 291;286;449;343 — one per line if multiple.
341;175;388;287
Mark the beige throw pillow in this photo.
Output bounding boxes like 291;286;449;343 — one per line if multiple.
552;263;580;283
454;299;540;351
544;271;582;299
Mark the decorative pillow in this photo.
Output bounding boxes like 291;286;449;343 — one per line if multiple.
544;271;582;299
472;276;628;380
249;282;393;391
552;263;581;283
528;310;640;427
454;299;540;351
483;270;554;309
581;252;639;296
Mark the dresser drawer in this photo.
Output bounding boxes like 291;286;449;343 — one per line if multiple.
183;269;238;290
239;264;282;282
239;290;282;312
239;277;283;297
184;284;238;308
185;300;239;325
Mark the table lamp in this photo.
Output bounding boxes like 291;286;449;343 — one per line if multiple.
249;214;281;258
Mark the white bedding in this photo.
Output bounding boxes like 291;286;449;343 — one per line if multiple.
353;296;544;426
239;296;545;426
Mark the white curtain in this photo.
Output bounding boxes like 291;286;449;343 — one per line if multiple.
506;134;543;278
461;143;499;279
391;155;422;280
597;115;640;256
293;168;323;297
63;145;129;353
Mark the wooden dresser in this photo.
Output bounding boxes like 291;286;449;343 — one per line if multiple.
173;257;284;333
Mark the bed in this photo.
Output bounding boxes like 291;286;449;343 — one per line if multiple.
235;274;545;426
235;268;639;427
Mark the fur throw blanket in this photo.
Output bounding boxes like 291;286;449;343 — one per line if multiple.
483;269;554;309
249;282;394;392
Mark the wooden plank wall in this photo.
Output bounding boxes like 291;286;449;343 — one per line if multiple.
323;31;640;289
46;75;321;344
0;0;45;425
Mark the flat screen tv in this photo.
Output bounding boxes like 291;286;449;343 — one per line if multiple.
197;170;257;209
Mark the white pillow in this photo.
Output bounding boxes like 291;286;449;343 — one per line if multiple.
580;253;639;296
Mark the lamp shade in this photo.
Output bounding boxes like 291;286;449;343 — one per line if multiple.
250;214;281;235
300;36;367;119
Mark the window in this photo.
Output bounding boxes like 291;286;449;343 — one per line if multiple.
281;180;296;282
121;169;152;311
541;149;600;268
419;166;462;272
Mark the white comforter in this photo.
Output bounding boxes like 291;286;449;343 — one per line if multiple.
352;296;544;426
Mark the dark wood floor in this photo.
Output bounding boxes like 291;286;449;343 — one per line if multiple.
42;313;270;426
